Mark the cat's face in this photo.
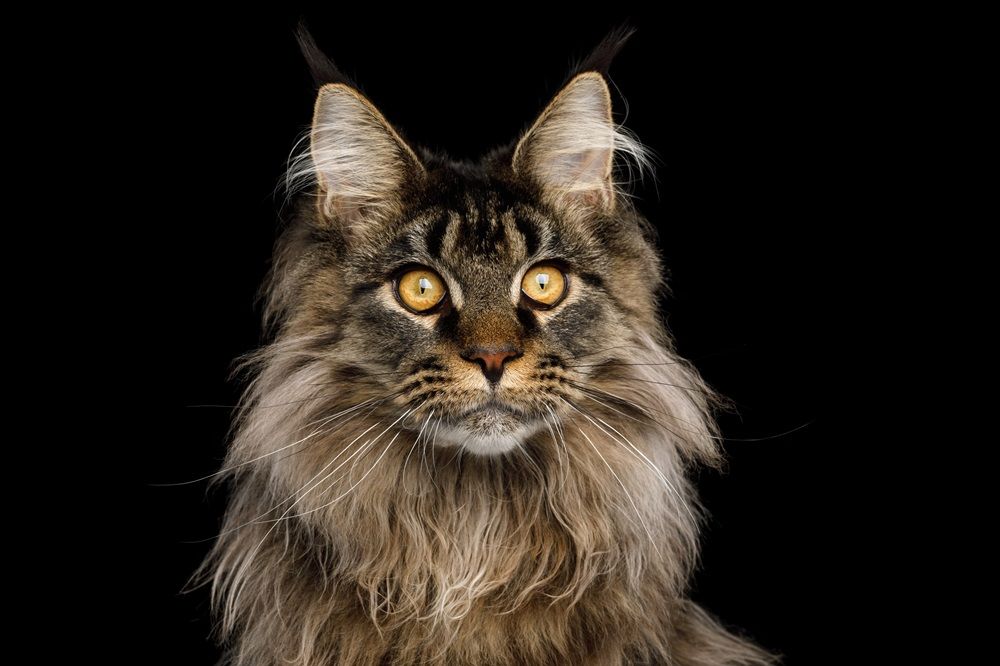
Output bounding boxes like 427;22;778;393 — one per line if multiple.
331;182;659;455
275;73;660;456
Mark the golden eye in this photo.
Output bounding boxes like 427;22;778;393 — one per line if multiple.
521;263;567;308
395;268;447;313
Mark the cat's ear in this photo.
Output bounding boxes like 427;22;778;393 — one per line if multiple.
512;72;618;213
309;83;424;225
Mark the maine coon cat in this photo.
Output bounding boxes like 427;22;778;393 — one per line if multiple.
202;27;776;665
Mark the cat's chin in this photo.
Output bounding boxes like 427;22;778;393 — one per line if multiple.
453;432;527;456
435;408;542;456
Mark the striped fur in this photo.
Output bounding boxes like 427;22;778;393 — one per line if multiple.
200;32;776;666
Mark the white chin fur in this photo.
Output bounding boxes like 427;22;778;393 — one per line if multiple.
458;433;524;456
435;419;541;456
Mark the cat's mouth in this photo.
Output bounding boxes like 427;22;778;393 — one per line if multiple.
435;399;542;456
460;400;525;418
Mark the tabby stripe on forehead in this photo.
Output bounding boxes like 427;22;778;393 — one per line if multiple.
514;214;540;256
473;197;492;243
425;212;452;258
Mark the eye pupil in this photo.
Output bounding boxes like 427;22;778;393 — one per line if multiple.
536;273;549;290
418;277;431;295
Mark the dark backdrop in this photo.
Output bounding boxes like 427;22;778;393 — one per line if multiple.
125;7;846;664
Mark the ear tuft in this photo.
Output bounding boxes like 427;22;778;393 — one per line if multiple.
570;25;636;78
295;22;354;89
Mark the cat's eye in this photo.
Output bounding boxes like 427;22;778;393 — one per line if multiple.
521;263;567;308
395;268;447;313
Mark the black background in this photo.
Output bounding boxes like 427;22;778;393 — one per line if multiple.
121;7;849;664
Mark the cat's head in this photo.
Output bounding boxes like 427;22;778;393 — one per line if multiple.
261;31;674;457
211;35;723;643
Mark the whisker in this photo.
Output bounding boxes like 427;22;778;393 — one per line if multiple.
154;397;390;487
272;399;389;465
561;398;696;526
423;416;443;489
250;389;400;411
185;418;390;544
564;361;684;369
544;412;564;475
577;427;660;556
579;375;715;396
515;440;545;484
571;381;812;443
561;344;748;367
558;344;644;363
184;391;383;410
569;379;720;434
403;409;435;485
230;403;419;602
573;387;709;443
272;408;416;522
443;437;465;467
305;369;413;385
290;427;406;518
544;406;569;492
716;421;815;442
224;414;396;614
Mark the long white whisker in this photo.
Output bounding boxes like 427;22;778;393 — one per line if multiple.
156;397;386;487
202;403;390;543
186;405;390;543
577;427;660;556
226;409;413;613
292;429;403;517
562;399;696;526
243;419;383;528
544;406;569;491
329;406;417;494
576;389;709;445
572;383;716;438
403;409;435;489
423;416;443;489
274;408;415;519
544;412;565;475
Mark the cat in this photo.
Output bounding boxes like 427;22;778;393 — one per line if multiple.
200;27;777;666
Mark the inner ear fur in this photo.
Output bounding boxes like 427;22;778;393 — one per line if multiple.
512;72;617;213
309;83;424;226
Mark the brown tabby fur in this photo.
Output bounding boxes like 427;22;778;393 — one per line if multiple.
199;29;777;665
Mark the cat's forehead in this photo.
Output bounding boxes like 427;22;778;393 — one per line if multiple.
415;197;545;266
375;178;597;277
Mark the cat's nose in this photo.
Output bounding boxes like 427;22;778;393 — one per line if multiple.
461;346;522;384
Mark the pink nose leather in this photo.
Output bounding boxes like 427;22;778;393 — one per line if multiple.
464;348;521;383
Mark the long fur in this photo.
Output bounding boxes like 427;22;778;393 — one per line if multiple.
202;330;773;664
198;27;777;666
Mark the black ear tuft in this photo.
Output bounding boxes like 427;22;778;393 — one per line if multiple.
571;25;636;78
295;21;355;89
